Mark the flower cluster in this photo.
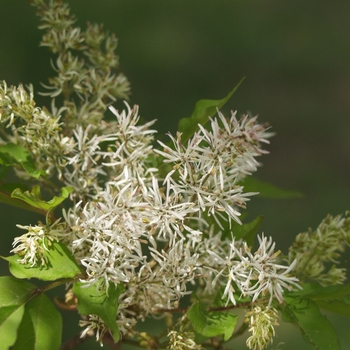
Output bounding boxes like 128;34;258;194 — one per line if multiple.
156;111;273;226
11;219;65;266
215;235;301;307
167;330;202;350
288;212;350;286
4;2;336;350
60;105;300;338
245;306;279;350
31;0;130;129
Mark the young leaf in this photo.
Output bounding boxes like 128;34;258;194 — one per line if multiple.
0;276;36;325
282;294;342;350
188;301;238;341
0;143;46;179
3;241;82;281
178;78;245;144
73;279;125;343
0;183;45;214
11;185;74;212
241;176;303;199
12;293;62;350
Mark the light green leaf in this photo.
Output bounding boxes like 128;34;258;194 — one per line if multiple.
0;304;25;349
178;78;245;144
73;279;125;343
0;277;36;325
188;301;238;341
12;293;62;350
241;176;303;199
0;143;46;179
3;241;82;281
11;185;74;212
0;183;45;214
282;294;341;350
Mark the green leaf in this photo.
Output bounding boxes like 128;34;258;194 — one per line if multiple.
241;177;303;199
12;293;62;350
0;143;46;179
282;294;341;350
230;215;264;247
0;183;45;214
3;241;82;281
188;301;238;341
178;78;245;144
73;279;125;343
0;304;25;349
295;284;350;317
0;277;36;324
11;185;74;212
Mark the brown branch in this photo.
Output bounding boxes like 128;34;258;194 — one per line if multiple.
60;334;89;350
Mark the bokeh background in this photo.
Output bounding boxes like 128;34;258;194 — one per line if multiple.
1;1;349;349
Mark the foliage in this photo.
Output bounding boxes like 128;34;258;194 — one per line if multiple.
0;1;349;349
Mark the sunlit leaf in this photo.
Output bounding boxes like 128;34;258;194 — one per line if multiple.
0;277;36;325
73;279;125;343
0;143;46;179
0;305;25;349
3;241;82;281
0;183;44;214
188;301;238;341
11;185;73;212
12;293;62;350
178;78;245;144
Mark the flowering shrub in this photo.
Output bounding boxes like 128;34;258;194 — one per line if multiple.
0;1;349;350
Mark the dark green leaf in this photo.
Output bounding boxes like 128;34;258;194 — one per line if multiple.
295;284;350;317
178;78;245;144
3;241;82;281
0;164;9;179
0;143;46;179
12;293;62;350
230;215;264;247
11;185;73;212
241;177;303;199
282;294;341;350
73;279;125;343
296;283;350;300
316;299;350;318
188;301;238;341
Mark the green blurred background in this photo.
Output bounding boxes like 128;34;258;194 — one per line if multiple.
0;1;349;349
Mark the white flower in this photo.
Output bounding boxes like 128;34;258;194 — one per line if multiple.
11;219;66;266
155;110;272;226
79;314;109;345
222;235;301;306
